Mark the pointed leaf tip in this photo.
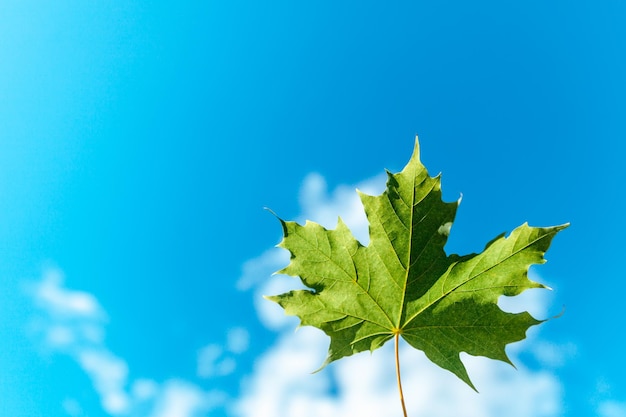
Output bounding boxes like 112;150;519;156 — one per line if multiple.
411;136;421;162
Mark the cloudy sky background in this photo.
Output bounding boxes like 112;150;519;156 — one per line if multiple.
1;1;625;417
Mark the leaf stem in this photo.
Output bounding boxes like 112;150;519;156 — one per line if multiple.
395;332;408;417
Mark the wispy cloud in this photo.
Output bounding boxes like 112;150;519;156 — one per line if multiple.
197;345;236;378
26;269;236;417
235;172;570;417
77;348;130;414
29;269;106;350
296;172;386;244
196;327;250;379
28;269;130;415
147;380;226;417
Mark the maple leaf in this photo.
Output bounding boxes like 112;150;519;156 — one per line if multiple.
266;137;567;392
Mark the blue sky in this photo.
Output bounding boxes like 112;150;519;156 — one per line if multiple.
1;1;625;416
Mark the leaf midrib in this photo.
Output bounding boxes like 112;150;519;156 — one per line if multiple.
397;173;438;327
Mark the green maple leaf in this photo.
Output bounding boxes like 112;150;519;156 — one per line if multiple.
266;137;567;391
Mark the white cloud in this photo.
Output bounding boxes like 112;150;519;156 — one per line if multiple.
234;327;330;417
33;269;105;319
236;249;289;291
28;270;106;351
28;270;129;414
297;172;386;244
27;268;229;417
235;172;570;417
235;323;562;417
196;327;250;379
149;380;226;417
529;340;577;369
77;349;130;414
197;344;236;378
